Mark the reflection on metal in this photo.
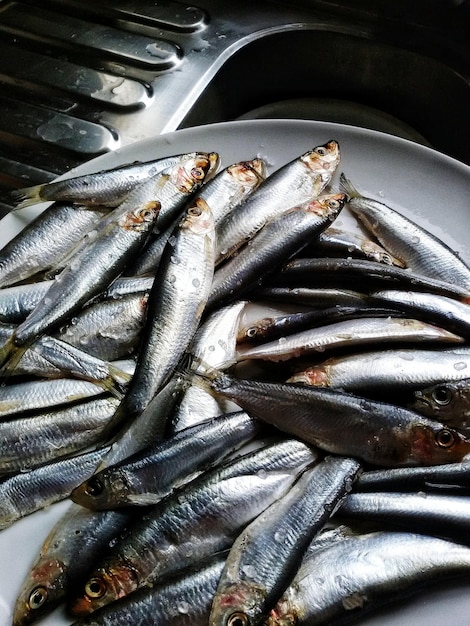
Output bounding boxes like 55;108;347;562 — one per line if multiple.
0;0;468;215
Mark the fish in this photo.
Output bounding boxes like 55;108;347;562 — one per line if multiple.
0;196;162;369
71;410;261;509
215;140;340;263
0;202;108;288
110;197;216;428
237;317;462;363
0;396;120;475
9;153;198;209
265;531;470;625
203;371;470;466
209;456;361;626
208;193;347;309
69;553;227;626
13;503;134;626
314;225;406;266
0;447;108;530
70;438;318;615
340;173;470;291
286;347;470;392
338;491;470;545
409;378;470;426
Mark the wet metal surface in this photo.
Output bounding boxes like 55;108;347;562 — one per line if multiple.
0;0;468;214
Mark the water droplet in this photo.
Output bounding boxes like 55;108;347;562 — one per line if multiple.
454;361;467;371
411;236;420;244
257;469;268;480
241;564;257;579
192;278;200;288
274;530;285;543
177;601;190;614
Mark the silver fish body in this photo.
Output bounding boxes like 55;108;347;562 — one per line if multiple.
266;531;470;625
70;438;318;616
215;141;340;263
210;456;361;626
0;202;108;288
340;173;470;291
113;197;216;424
238;316;462;363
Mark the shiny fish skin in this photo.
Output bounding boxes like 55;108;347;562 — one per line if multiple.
0;447;108;530
287;347;470;392
208;194;346;309
57;291;149;361
265;531;470;625
340;173;470;291
255;286;374;308
0;202;108;288
372;289;470;339
112;197;216;426
70;554;226;626
356;460;470;494
274;256;470;301
70;439;318;616
315;226;406;266
2;197;161;363
338;491;470;545
10;153;188;209
210;456;361;626
237;317;462;363
71;411;261;509
13;503;133;626
0;396;120;474
215;141;340;263
206;373;470;466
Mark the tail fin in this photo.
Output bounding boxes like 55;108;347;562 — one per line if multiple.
339;172;360;199
9;185;45;210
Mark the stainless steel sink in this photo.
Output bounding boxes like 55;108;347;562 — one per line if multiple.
0;0;468;215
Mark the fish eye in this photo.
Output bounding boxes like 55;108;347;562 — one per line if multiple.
85;577;107;599
327;199;340;209
191;167;205;180
187;205;202;217
435;428;456;448
432;386;452;406
227;612;250;626
245;327;258;338
84;476;104;497
315;147;326;156
28;586;48;609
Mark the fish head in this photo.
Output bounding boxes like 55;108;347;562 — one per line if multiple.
210;581;267;626
302;140;340;178
407;422;470;465
305;193;348;219
181;198;215;236
70;561;139;616
411;382;470;426
70;470;130;510
229;161;266;188
13;558;67;626
172;152;220;193
121;200;161;232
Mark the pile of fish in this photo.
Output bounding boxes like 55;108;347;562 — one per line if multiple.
2;138;470;625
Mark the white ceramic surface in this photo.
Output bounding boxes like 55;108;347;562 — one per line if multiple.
1;120;470;625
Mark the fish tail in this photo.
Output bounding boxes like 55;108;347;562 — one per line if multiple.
0;338;29;380
9;185;45;210
339;172;360;199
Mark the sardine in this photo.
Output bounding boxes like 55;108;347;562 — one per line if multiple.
70;438;318;615
266;531;470;625
71;410;260;509
340;173;470;291
237;317;462;363
10;153;196;209
0;447;108;530
410;378;470;425
210;456;361;626
204;372;470;466
13;503;133;626
111;197;216;427
208;193;347;309
0;202;108;288
215;141;340;263
287;347;470;392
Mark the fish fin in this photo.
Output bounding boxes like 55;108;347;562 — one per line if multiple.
125;493;163;506
0;339;30;380
9;185;45;210
339;172;360;199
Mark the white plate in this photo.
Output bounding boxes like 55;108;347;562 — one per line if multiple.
1;120;470;625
